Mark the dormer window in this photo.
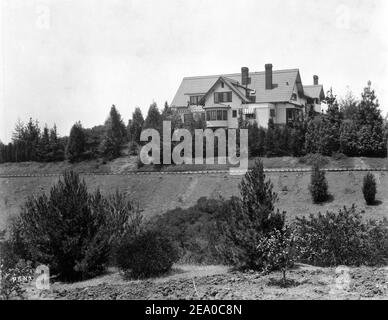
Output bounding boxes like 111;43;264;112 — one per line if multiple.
189;95;204;105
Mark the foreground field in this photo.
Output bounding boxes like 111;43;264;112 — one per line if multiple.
1;170;387;230
26;264;388;300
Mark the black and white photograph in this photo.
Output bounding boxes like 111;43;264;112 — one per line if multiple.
0;0;387;308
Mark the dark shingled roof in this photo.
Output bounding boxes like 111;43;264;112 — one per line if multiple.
171;69;302;107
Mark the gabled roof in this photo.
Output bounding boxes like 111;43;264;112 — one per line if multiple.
171;69;302;107
199;76;250;104
303;85;325;100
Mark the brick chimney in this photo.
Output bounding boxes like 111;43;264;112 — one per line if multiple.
313;75;319;85
265;64;273;90
241;67;250;86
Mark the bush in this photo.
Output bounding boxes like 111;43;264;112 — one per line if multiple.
0;242;33;300
9;171;141;282
299;153;329;167
116;229;179;279
331;152;347;161
150;197;231;264
256;227;298;285
295;205;388;266
362;173;377;205
309;164;329;203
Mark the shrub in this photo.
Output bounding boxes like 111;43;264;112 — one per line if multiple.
362;173;377;205
128;141;139;156
299;153;329;167
256;227;298;286
116;229;179;279
309;164;329;203
10;171;141;282
219;160;285;270
150;197;231;264
0;242;33;300
295;205;388;266
331;152;347;161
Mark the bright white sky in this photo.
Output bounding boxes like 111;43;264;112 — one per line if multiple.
1;0;387;143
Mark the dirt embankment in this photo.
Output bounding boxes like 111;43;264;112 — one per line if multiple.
28;264;388;300
1;171;388;230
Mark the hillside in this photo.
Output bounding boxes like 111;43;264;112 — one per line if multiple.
1;157;387;230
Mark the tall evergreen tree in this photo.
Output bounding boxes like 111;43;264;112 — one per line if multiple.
128;107;144;144
220;160;285;270
143;102;162;131
100;105;127;159
340;90;358;120
37;125;50;161
66;121;86;162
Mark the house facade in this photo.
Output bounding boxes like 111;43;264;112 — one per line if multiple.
170;64;325;129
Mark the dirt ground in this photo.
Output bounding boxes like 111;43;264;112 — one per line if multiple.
25;264;388;300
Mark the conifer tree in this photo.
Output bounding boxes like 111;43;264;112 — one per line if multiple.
128;107;145;144
66;121;86;162
100;105;127;159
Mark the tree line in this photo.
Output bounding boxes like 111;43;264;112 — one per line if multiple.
0;82;387;164
245;82;387;158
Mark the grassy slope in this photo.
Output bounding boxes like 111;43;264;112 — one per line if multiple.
1;169;387;230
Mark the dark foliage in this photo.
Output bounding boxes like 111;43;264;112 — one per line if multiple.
127;107;145;144
66;122;86;162
219;160;285;270
8;171;142;282
295;205;388;266
100;105;127;160
149;197;231;264
116;229;179;279
309;164;329;203
362;173;377;205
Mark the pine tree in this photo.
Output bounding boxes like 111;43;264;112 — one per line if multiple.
66;121;86;162
37;125;50;161
353;82;385;156
100;105;127;159
143;102;162;131
12;119;25;143
362;173;377;205
309;164;329;203
161;101;173;119
220;159;285;270
340;90;358;120
128;107;145;144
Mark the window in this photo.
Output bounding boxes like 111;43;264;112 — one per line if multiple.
206;109;228;121
249;95;256;103
270;109;276;118
221;82;224;88
214;91;232;103
291;93;297;101
245;113;255;120
232;110;237;118
286;109;295;124
189;95;204;105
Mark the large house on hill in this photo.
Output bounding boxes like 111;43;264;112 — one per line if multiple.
171;64;325;129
